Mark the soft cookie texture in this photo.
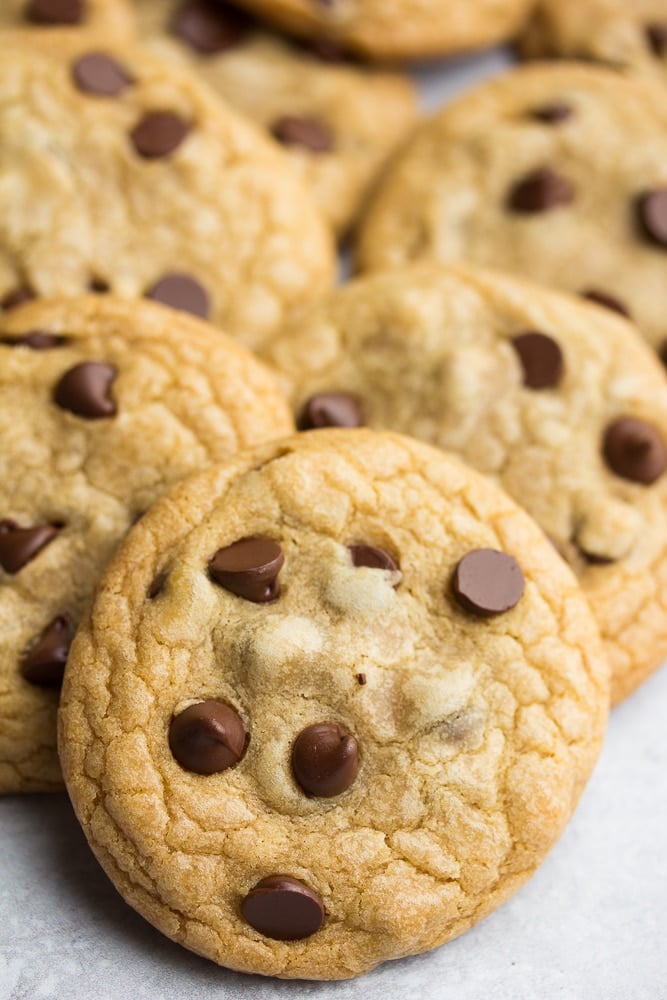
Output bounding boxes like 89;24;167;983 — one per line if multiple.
264;264;667;703
0;0;133;32
225;0;536;62
0;31;334;351
136;0;418;236
59;429;609;979
357;64;667;357
0;295;294;794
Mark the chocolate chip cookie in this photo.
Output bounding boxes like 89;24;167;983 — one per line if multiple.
0;0;133;31
263;263;667;704
357;63;667;358
59;428;609;979
224;0;536;62
137;0;418;236
0;295;294;794
0;31;334;351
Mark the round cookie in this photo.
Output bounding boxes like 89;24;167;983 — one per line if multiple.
0;31;334;351
0;0;133;32
136;0;418;236
59;428;609;979
224;0;536;63
356;63;667;358
263;264;667;704
0;295;294;794
521;0;667;84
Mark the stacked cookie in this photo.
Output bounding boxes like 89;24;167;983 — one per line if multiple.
1;0;665;986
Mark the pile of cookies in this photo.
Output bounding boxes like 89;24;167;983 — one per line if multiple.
2;0;666;983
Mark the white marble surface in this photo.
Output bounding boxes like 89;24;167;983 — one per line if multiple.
2;46;667;1000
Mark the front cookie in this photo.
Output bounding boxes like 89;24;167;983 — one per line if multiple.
59;429;608;979
0;295;294;794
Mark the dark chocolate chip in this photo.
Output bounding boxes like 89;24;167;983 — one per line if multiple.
209;536;284;602
0;331;66;349
511;331;564;389
531;102;573;124
20;616;72;687
659;340;667;368
637;189;667;248
453;549;525;617
145;273;210;319
581;289;631;318
130;112;191;159
72;53;132;97
169;700;247;774
271;116;334;154
298;393;363;430
646;23;667;56
292;721;359;797
241;876;324;941
356;672;367;685
148;571;167;599
508;167;575;213
171;0;249;54
89;276;110;293
603;417;667;484
0;520;60;574
348;543;399;575
54;361;117;419
1;286;35;310
25;0;84;24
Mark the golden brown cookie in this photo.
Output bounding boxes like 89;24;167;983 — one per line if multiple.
263;263;667;704
0;295;294;794
59;428;608;979
0;0;133;32
0;31;334;351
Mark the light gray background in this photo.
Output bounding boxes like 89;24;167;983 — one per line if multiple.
2;48;667;1000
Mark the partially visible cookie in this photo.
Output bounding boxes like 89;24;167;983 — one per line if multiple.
263;263;667;704
357;64;667;358
0;0;133;32
0;31;334;351
136;0;418;236
0;295;294;794
59;428;608;979
225;0;536;62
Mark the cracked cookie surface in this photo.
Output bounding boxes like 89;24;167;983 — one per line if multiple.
59;428;609;979
0;0;133;32
0;30;334;351
357;64;667;358
0;295;294;794
136;0;418;236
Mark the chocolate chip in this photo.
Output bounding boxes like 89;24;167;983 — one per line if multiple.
348;543;399;574
508;167;575;214
0;331;66;349
20;616;72;687
356;672;367;685
659;341;667;368
271;116;334;154
511;331;564;389
54;362;117;419
292;722;359;797
531;102;573;124
637;189;667;248
581;289;631;318
241;876;324;941
148;572;167;599
0;521;60;574
603;417;667;484
145;273;210;319
209;536;284;602
25;0;84;23
453;549;525;617
1;286;35;310
646;23;667;56
130;112;191;159
72;53;132;97
89;276;110;293
298;393;363;430
171;0;249;54
299;36;350;63
169;700;247;774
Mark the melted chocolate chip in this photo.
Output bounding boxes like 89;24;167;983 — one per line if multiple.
603;417;667;484
72;53;132;97
1;286;35;310
241;876;324;940
130;112;191;159
531;102;573;124
145;273;210;319
356;672;367;685
169;700;247;774
348;543;399;574
581;289;631;318
511;331;564;389
89;276;110;293
25;0;84;23
54;362;117;419
20;616;72;687
646;23;667;57
271;116;334;154
0;331;66;349
209;536;284;602
292;722;359;797
148;572;167;599
298;393;363;430
171;0;249;54
0;521;60;574
637;189;667;248
453;549;525;617
508;167;575;213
